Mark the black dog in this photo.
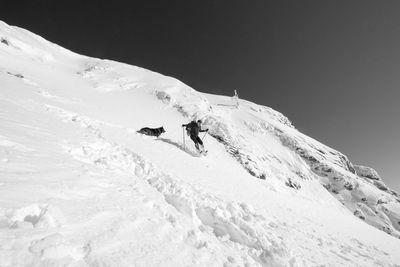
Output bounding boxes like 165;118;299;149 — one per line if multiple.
137;126;165;137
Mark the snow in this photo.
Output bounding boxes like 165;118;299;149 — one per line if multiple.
1;20;400;266
354;165;382;180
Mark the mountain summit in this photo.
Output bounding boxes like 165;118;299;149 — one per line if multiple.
1;20;399;266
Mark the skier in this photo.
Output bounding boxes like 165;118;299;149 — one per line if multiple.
182;120;209;153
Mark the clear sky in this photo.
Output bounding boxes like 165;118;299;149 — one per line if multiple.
1;1;399;192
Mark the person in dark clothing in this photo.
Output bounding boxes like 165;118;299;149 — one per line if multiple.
182;120;209;151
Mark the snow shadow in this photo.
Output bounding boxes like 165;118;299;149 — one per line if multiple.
156;137;199;157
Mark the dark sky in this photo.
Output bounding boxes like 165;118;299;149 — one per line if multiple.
2;1;399;192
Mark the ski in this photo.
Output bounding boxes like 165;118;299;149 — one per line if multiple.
199;150;208;156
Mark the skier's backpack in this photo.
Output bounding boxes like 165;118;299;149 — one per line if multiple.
185;121;195;136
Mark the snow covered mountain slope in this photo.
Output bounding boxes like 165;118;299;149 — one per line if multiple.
1;20;400;266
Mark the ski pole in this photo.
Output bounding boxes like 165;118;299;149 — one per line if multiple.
182;127;185;149
201;131;208;141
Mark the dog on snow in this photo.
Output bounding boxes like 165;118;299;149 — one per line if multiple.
137;126;165;137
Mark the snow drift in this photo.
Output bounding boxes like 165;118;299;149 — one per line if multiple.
1;20;400;266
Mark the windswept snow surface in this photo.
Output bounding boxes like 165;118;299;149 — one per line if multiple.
1;20;400;266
